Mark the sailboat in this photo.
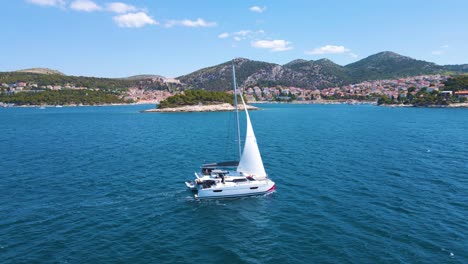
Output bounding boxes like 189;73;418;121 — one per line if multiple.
185;62;276;199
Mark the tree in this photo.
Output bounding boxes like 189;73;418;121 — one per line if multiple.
407;86;416;93
444;75;468;92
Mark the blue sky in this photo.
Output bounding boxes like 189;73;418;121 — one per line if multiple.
1;0;467;77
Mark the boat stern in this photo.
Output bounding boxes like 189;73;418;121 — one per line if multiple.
185;181;196;190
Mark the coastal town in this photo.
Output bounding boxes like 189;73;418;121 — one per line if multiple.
243;74;468;102
1;74;468;107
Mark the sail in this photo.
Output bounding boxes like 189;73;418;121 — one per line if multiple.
237;96;267;178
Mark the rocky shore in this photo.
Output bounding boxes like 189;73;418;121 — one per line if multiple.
381;103;468;108
253;100;377;105
141;103;259;113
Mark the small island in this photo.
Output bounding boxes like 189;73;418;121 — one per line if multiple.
142;103;258;112
141;89;258;112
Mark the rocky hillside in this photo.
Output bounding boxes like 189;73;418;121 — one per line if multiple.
177;51;465;90
15;68;64;75
177;58;278;90
123;74;166;80
443;64;468;73
177;58;345;90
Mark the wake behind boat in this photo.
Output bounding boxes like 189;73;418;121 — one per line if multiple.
185;62;276;199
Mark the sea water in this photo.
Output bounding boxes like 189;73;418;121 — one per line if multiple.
0;104;467;263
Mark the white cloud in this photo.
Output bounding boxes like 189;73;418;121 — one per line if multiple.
305;45;350;55
219;29;264;41
218;32;229;39
27;0;64;7
249;6;266;13
70;0;101;12
106;2;137;13
251;40;293;52
219;30;265;41
234;30;252;36
165;18;217;28
432;45;449;56
230;30;252;41
349;53;358;58
113;12;158;28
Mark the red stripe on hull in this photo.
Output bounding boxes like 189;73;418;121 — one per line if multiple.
267;184;276;192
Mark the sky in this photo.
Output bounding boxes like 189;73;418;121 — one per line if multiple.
1;0;467;77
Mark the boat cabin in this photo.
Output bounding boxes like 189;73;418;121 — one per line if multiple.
201;161;239;175
200;180;216;189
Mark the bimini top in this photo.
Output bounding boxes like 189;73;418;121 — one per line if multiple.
202;161;239;169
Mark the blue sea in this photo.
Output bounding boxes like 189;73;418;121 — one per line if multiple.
0;104;467;263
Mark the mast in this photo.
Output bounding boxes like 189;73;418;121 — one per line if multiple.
232;61;242;160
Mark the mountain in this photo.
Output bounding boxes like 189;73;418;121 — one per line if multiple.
283;59;308;67
282;58;352;87
123;74;165;80
177;51;466;90
15;68;64;75
178;57;351;90
5;52;467;91
177;58;278;90
443;64;468;73
345;51;443;81
244;58;352;88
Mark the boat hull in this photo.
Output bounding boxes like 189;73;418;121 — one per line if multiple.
194;179;275;199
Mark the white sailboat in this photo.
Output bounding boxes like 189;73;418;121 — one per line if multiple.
185;62;276;199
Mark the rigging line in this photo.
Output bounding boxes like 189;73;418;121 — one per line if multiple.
232;61;242;160
223;107;234;160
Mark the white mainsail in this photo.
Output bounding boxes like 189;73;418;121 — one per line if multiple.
237;95;267;178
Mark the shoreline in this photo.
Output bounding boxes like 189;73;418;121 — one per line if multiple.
2;101;467;109
379;103;468;108
0;102;153;108
252;100;377;105
1;103;136;108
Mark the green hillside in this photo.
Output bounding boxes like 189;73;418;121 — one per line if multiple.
0;72;139;91
0;90;129;105
345;51;443;81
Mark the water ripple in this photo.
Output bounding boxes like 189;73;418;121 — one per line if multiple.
0;105;467;263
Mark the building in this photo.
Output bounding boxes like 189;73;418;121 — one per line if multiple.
441;91;453;96
454;90;468;98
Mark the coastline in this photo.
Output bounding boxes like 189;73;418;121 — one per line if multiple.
379;103;468;108
252;100;377;105
0;103;141;108
141;103;259;113
2;100;467;109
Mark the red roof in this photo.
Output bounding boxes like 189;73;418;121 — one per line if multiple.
454;90;468;95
